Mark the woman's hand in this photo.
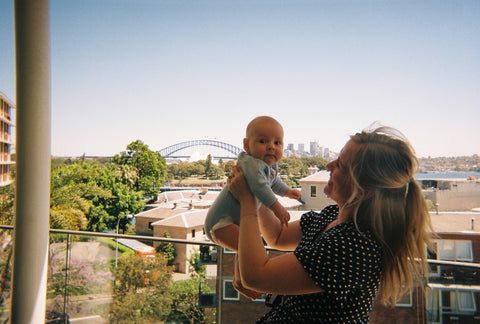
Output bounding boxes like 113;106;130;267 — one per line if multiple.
227;165;255;203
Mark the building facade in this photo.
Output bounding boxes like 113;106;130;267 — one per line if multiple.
211;172;480;323
299;170;335;211
0;92;14;187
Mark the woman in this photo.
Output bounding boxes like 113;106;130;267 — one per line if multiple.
227;125;434;323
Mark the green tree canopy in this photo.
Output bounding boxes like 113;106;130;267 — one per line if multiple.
156;231;177;266
111;253;173;323
113;140;166;198
50;162;145;231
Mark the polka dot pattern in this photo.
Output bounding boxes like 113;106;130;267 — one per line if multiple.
257;205;384;323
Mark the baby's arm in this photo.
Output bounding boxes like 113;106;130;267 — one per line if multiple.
284;189;301;200
269;200;290;227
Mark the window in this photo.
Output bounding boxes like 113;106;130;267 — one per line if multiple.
395;290;413;307
436;240;473;262
223;279;239;301
310;185;317;197
458;291;475;311
191;229;195;238
426;288;440;322
455;241;473;261
441;290;476;313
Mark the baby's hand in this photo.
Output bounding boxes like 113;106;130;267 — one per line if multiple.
270;201;290;227
285;189;302;200
277;209;291;227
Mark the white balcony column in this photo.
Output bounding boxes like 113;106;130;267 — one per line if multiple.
11;0;51;323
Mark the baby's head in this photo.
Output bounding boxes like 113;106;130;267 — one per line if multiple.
243;116;284;166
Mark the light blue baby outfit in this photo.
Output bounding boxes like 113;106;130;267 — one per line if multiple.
204;151;291;243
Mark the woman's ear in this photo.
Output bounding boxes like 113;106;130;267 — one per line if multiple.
243;138;249;152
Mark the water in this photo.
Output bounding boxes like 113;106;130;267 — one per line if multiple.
415;171;480;180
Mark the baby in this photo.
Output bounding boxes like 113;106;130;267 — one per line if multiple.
204;116;302;251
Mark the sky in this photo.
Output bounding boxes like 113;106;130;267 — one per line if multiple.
1;0;479;158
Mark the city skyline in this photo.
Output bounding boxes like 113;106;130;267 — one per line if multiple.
1;1;479;158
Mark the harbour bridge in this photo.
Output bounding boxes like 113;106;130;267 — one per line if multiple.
158;139;242;160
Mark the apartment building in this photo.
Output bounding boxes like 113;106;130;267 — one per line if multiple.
208;218;480;324
0;92;14;187
209;173;480;324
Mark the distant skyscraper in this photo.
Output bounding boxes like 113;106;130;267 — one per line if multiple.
310;141;318;156
324;148;330;159
298;143;305;155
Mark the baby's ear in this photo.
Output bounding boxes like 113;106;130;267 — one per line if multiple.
243;138;249;152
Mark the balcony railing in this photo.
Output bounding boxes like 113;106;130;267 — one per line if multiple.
1;225;480;324
0;225;219;324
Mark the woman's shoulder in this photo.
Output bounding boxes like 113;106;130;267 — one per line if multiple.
302;205;338;220
299;205;338;230
340;222;383;254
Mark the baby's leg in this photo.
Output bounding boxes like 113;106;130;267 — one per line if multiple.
212;224;239;252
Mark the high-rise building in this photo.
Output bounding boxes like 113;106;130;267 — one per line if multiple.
318;146;324;158
298;143;305;154
310;141;318;156
324;147;330;159
0;92;14;187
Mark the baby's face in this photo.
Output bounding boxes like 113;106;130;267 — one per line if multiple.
244;120;284;166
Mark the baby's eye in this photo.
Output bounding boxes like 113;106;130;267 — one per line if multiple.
274;141;282;146
259;139;266;144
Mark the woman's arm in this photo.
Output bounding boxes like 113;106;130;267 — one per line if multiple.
228;166;323;295
257;204;303;251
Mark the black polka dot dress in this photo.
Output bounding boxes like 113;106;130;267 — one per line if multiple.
257;205;384;323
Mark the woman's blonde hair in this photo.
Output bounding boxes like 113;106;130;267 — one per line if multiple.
345;124;434;304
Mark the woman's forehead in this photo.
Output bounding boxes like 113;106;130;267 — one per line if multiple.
339;140;358;159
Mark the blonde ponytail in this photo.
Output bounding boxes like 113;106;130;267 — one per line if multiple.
347;126;434;303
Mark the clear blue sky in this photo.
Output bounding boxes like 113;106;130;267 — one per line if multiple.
1;0;479;158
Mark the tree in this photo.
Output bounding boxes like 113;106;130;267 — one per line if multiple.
110;253;173;323
50;163;107;230
0;179;15;226
191;161;206;177
302;156;328;171
113;140;167;198
156;231;177;266
224;160;236;175
204;154;213;178
50;162;145;232
278;156;304;177
169;276;206;323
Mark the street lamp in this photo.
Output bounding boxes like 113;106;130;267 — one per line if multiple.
115;214;133;269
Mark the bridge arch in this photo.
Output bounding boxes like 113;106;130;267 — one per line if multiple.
159;140;242;159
